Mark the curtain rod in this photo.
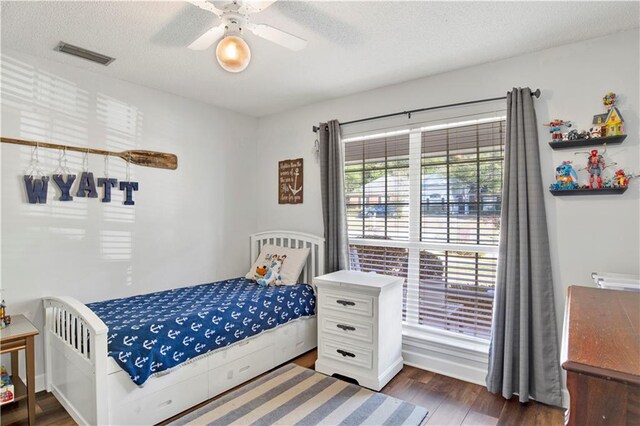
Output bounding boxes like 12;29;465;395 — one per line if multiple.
312;88;541;133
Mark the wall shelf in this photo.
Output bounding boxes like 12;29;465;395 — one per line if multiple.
548;134;627;149
549;187;628;196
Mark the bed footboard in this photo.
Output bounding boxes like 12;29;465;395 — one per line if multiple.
43;296;109;425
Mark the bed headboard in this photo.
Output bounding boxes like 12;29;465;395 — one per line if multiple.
250;231;325;284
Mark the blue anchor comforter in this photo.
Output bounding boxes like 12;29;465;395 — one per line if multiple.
86;278;316;385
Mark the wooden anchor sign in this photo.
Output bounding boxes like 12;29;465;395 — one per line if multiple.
278;158;303;204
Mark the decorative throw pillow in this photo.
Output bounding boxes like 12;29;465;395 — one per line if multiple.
246;244;310;285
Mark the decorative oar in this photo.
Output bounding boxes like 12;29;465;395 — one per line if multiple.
1;137;178;170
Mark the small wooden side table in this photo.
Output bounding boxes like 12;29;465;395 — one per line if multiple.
1;314;39;426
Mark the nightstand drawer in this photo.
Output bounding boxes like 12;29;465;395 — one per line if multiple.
321;292;373;317
320;316;373;343
321;339;373;370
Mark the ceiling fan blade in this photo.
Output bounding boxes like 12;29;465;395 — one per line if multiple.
185;0;223;17
248;23;307;51
239;0;278;14
188;24;225;50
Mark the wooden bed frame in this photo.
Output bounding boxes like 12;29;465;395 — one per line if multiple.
43;231;324;425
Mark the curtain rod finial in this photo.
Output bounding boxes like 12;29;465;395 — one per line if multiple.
533;89;541;98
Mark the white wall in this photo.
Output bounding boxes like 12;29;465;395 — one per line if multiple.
255;29;640;393
0;49;258;385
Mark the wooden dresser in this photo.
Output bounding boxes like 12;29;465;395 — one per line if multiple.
313;270;404;391
562;286;640;426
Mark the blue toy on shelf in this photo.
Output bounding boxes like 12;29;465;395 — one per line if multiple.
550;161;579;190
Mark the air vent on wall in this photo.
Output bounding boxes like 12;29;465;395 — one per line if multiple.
54;42;115;66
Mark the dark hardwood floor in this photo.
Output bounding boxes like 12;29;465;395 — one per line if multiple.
1;350;563;425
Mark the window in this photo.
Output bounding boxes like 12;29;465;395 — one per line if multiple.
345;118;505;340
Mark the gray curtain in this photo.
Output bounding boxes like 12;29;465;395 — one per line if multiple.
318;120;349;273
486;88;562;407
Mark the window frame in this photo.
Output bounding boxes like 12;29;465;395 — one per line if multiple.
344;115;505;344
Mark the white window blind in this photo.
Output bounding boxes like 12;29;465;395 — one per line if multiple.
345;135;410;241
346;118;505;339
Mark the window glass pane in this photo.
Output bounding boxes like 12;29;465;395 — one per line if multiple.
345;163;363;173
416;250;498;339
421;121;504;245
349;244;409;277
346;204;364;239
345;134;410;241
345;170;364;201
478;157;503;244
349;243;409;319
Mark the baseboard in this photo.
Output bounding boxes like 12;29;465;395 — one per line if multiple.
402;336;570;409
378;357;404;389
36;373;45;392
402;341;488;386
12;373;46;393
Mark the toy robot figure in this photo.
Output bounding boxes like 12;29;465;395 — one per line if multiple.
576;146;607;189
550;161;578;190
544;119;572;141
587;149;605;188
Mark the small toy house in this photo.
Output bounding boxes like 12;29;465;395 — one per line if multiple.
592;113;607;126
591;113;607;137
604;106;624;136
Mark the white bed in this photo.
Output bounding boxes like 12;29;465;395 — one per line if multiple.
43;231;324;426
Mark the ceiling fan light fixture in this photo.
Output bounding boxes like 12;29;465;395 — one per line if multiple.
215;34;251;73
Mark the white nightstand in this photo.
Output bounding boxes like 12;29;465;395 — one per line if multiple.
313;270;404;391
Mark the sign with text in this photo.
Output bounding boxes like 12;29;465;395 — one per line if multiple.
278;158;303;204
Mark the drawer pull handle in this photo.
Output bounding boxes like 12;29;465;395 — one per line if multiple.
337;324;356;331
336;300;355;306
337;349;356;358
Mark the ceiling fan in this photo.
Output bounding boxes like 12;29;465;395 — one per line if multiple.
186;0;307;73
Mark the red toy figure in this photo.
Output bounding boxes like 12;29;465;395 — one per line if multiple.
612;169;633;188
587;148;607;189
586;149;605;188
575;146;607;188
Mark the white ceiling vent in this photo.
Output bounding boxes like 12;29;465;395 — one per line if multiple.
54;42;115;66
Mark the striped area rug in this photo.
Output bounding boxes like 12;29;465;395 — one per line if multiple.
170;364;428;426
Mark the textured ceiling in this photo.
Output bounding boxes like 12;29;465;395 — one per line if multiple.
1;1;639;117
